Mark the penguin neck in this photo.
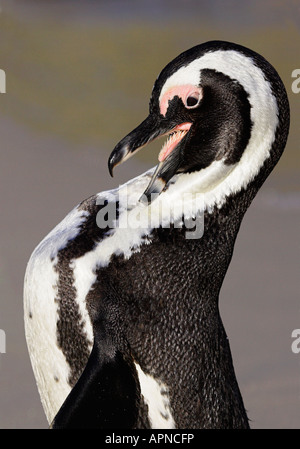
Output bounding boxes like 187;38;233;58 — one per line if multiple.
181;301;249;429
168;204;249;428
177;198;250;428
127;189;253;428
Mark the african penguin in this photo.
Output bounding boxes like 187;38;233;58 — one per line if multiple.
24;40;289;429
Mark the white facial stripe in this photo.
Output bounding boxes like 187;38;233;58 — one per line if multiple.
160;49;267;101
159;49;279;207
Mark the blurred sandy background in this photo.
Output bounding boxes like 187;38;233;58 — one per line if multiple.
0;0;299;429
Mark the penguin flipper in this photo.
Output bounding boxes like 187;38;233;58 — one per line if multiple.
51;331;139;429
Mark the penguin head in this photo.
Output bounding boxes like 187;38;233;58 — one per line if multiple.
109;41;289;204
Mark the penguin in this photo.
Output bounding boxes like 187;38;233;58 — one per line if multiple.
24;40;289;429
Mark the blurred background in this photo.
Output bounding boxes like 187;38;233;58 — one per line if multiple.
0;0;299;429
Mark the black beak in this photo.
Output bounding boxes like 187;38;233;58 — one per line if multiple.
108;115;161;177
108;115;184;203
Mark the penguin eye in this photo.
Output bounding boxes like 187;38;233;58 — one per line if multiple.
160;85;203;116
184;92;201;109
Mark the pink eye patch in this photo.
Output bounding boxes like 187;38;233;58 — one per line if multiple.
159;84;203;117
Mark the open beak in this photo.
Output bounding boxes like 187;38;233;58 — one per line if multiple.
108;115;191;203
